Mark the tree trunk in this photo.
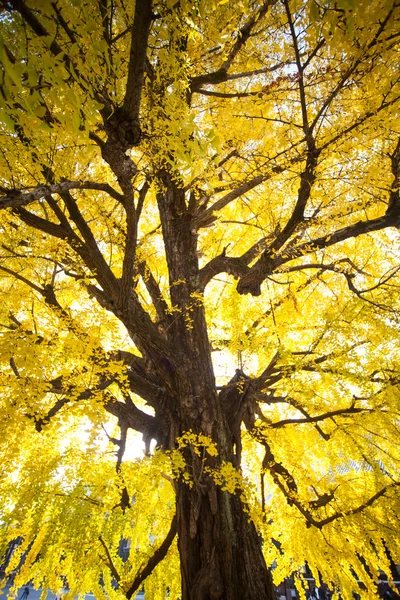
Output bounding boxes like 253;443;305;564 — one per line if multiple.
163;314;275;599
154;171;276;598
171;363;275;600
176;460;275;600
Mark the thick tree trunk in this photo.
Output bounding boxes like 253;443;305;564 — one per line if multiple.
154;171;275;598
171;362;275;600
176;476;275;600
166;331;275;599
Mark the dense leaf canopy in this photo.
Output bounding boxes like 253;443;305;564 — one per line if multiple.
0;1;399;599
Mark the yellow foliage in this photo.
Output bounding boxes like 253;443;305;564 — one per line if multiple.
0;0;400;598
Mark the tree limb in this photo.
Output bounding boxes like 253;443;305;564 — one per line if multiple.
7;0;103;103
119;183;149;311
235;202;400;296
190;0;277;97
122;0;153;125
125;515;177;599
198;238;265;290
315;482;400;528
98;536;121;584
0;181;124;211
270;404;371;429
35;377;115;431
104;393;162;444
137;260;170;324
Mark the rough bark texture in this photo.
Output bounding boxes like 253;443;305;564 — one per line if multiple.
177;479;274;600
152;170;275;599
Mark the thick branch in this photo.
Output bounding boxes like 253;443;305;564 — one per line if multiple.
196;89;261;99
115;351;166;402
9;0;64;59
262;439;298;495
50;2;78;44
14;207;71;241
11;196;167;366
198;238;265;290
104;394;163;444
87;284;175;365
59;190;119;299
0;181;123;211
235;204;400;296
137;260;170;324
119;183;149;310
236;144;319;296
190;61;292;93
274;210;400;270
386;135;400;217
122;0;153;123
7;208;169;357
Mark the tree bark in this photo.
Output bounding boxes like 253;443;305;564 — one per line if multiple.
171;362;274;599
153;170;275;599
176;459;275;600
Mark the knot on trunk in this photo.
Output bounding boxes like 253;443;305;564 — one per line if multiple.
101;107;142;181
219;369;254;432
236;270;262;296
105;107;142;151
192;563;223;600
101;139;137;181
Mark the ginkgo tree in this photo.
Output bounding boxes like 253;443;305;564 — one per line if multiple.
0;0;399;599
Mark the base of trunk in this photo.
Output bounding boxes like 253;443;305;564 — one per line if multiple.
177;481;275;600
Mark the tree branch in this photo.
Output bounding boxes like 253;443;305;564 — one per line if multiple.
234;197;400;296
114;351;166;401
50;2;78;45
196;174;267;228
7;0;103;103
0;181;124;211
125;515;177;599
195;89;262;99
16;203;172;369
35;377;115;431
274;209;400;270
0;264;44;294
315;482;400;528
198;238;265;290
98;536;121;584
195;149;307;230
137;260;170;324
119;183;149;310
270;404;370;429
190;61;292;95
236;143;319;295
104;393;162;444
57;190;119;299
122;0;153;125
189;1;277;96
